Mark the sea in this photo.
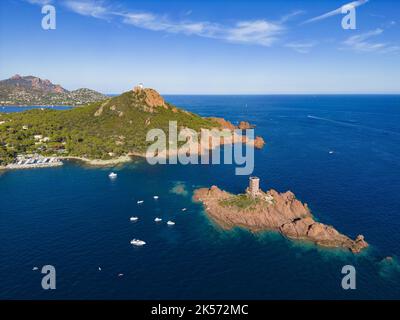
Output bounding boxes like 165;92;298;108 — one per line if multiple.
1;95;400;299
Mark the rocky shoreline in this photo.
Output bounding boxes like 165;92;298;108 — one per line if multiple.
193;184;368;253
59;155;133;166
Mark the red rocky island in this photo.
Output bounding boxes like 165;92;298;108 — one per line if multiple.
193;177;368;253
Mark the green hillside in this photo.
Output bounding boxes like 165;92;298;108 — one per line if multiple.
0;88;220;165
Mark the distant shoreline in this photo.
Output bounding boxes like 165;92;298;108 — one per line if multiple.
1;104;75;108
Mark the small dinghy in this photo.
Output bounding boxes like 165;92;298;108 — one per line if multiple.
137;200;144;204
181;208;187;211
153;196;159;199
131;239;146;246
329;150;334;154
154;217;162;222
108;172;117;179
130;216;139;222
167;220;175;226
32;267;38;271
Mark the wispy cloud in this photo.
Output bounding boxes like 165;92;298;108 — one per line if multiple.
285;41;317;53
342;28;400;53
303;0;368;24
217;20;284;46
63;0;111;19
120;13;284;46
60;0;286;47
26;0;53;4
279;10;306;23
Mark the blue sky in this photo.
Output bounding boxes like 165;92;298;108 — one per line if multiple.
0;0;399;94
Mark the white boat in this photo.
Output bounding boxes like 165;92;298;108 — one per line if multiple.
329;150;334;154
154;217;162;222
130;216;139;222
108;172;117;179
167;220;175;226
181;208;187;211
131;239;146;246
137;200;144;204
153;196;159;199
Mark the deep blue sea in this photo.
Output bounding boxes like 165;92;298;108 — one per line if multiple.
1;95;400;299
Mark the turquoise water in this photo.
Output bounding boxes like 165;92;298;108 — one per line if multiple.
1;95;400;299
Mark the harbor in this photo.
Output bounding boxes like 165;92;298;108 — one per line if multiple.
5;155;63;170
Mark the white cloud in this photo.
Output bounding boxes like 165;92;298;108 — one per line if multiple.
26;0;53;5
60;0;285;47
285;41;317;53
23;0;317;48
342;28;400;53
279;10;305;23
121;12;283;46
303;0;368;24
63;0;110;19
223;20;284;46
120;12;212;35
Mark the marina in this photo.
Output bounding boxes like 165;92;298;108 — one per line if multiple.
5;155;63;170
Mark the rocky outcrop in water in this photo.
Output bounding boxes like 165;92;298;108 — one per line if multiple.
238;121;254;129
254;136;265;149
193;186;368;253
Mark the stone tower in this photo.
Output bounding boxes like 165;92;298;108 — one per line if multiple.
248;176;260;198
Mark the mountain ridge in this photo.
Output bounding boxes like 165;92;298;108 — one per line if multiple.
0;74;107;106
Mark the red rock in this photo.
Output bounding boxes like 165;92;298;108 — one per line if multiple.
238;121;254;129
193;185;368;253
254;136;265;149
208;117;236;130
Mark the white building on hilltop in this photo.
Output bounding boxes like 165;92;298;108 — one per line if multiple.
133;83;144;91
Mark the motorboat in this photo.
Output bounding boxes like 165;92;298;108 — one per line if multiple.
154;217;162;222
167;220;175;226
108;172;117;179
131;239;146;246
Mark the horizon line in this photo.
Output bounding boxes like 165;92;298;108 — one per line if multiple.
107;92;400;96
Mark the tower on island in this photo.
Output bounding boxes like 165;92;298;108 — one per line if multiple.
248;176;260;198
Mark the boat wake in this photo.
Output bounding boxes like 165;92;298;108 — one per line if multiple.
307;115;400;137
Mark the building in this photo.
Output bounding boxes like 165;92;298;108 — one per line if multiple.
133;83;144;91
248;176;260;198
